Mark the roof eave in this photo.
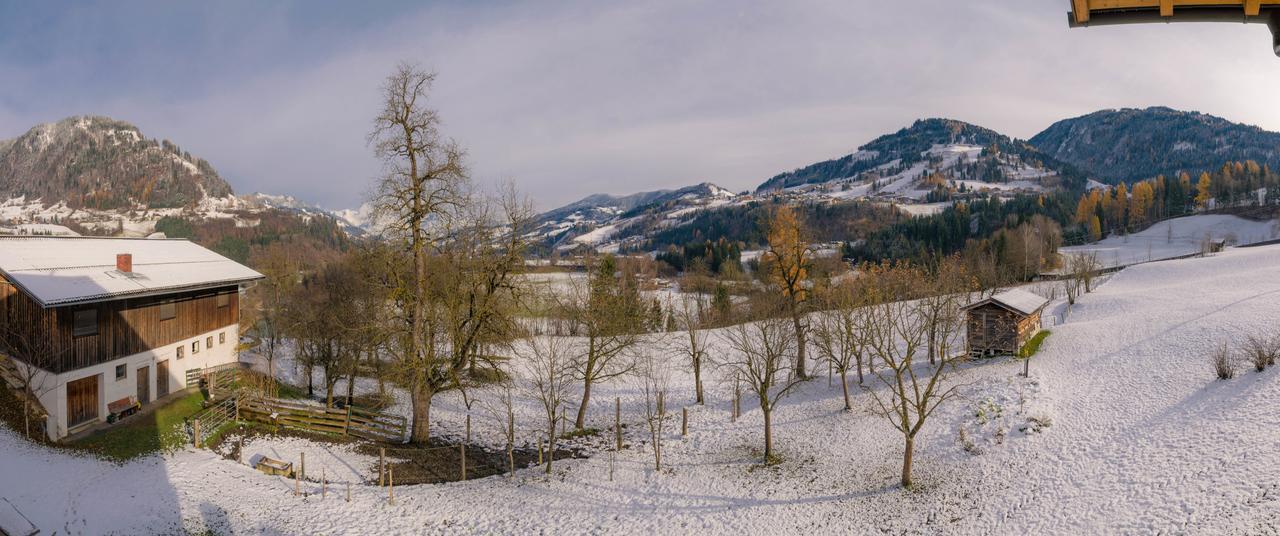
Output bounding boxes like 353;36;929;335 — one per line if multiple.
17;275;263;309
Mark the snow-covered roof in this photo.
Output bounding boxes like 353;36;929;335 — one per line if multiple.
964;288;1049;317
0;237;263;307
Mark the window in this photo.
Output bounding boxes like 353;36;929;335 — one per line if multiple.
216;293;230;308
115;364;126;380
72;309;97;337
219;332;226;345
176;345;185;360
206;336;213;349
192;341;200;355
159;301;176;321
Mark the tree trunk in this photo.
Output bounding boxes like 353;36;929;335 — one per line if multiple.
694;364;704;405
23;396;30;438
575;375;593;430
792;313;807;379
410;385;433;444
306;364;314;397
763;407;774;462
840;371;851;411
901;435;915;488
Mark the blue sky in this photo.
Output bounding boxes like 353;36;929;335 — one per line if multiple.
2;1;1279;211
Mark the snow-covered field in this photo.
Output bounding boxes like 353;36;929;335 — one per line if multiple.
1059;213;1280;269
5;244;1280;534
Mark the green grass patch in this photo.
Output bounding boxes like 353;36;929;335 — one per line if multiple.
69;390;207;462
560;427;601;440
1019;330;1051;359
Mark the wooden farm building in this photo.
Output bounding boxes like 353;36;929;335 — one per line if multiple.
0;237;262;440
962;289;1049;357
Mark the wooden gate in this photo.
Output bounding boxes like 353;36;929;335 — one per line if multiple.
137;365;150;404
66;375;98;427
156;360;170;398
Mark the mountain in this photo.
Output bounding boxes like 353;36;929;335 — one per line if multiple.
531;182;740;252
756;118;1084;192
1029;107;1280;184
0;116;233;209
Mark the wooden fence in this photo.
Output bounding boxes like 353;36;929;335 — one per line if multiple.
238;397;408;443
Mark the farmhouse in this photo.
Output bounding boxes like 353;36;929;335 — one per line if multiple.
0;237;262;440
963;288;1049;357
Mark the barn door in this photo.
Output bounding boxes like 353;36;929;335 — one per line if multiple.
66;375;99;427
137;365;150;405
156;360;170;398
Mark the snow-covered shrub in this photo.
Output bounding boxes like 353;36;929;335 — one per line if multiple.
1212;342;1236;380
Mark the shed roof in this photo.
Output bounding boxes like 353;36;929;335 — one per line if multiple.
962;288;1050;317
0;236;263;307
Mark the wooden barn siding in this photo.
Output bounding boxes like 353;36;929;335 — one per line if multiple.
0;276;238;374
967;304;1019;354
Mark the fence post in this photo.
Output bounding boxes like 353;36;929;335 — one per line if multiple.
234;395;240;422
193;419;202;448
344;406;352;437
609;450;615;482
379;448;386;487
615;398;622;451
301;452;306;482
322;468;327;499
294;465;300;497
346;482;351;502
538;440;544;465
459;443;467;481
388;466;394;505
682;408;688;437
238;436;244;465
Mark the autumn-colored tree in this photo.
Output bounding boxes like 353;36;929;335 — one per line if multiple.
1088;215;1102;242
1195;172;1214;209
762;205;813;378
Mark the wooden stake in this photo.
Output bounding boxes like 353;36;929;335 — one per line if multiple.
238;436;243;465
609;449;615;482
537;440;543;465
322;468;327;499
301;452;306;482
388;466;394;505
681;407;688;437
343;406;352;436
193;419;202;448
615;398;622;451
379;447;385;487
346;482;351;502
294;466;300;497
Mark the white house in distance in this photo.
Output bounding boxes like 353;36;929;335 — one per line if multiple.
0;236;263;440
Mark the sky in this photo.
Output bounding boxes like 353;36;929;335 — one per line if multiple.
1;1;1278;212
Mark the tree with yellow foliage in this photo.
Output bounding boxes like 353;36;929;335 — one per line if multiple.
1088;215;1102;242
763;205;813;379
1195;172;1213;209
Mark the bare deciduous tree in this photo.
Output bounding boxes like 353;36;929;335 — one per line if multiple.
369;62;468;443
812;287;871;411
522;337;574;474
635;350;670;471
675;296;710;405
862;263;967;488
721;313;802;463
0;321;63;439
564;255;642;431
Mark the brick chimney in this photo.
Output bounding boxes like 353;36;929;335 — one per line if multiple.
117;253;132;273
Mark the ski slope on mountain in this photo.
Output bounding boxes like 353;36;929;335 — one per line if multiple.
4;245;1280;534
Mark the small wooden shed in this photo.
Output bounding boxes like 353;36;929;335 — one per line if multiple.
962;289;1049;357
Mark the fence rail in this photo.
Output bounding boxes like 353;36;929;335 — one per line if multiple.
189;395;238;446
237;397;408;443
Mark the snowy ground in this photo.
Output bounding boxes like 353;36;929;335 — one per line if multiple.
5;245;1280;534
1059;213;1279;269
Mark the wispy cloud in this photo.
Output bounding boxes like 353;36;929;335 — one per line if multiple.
2;0;1278;210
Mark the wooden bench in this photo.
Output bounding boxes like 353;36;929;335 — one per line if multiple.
107;396;140;423
255;457;293;477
